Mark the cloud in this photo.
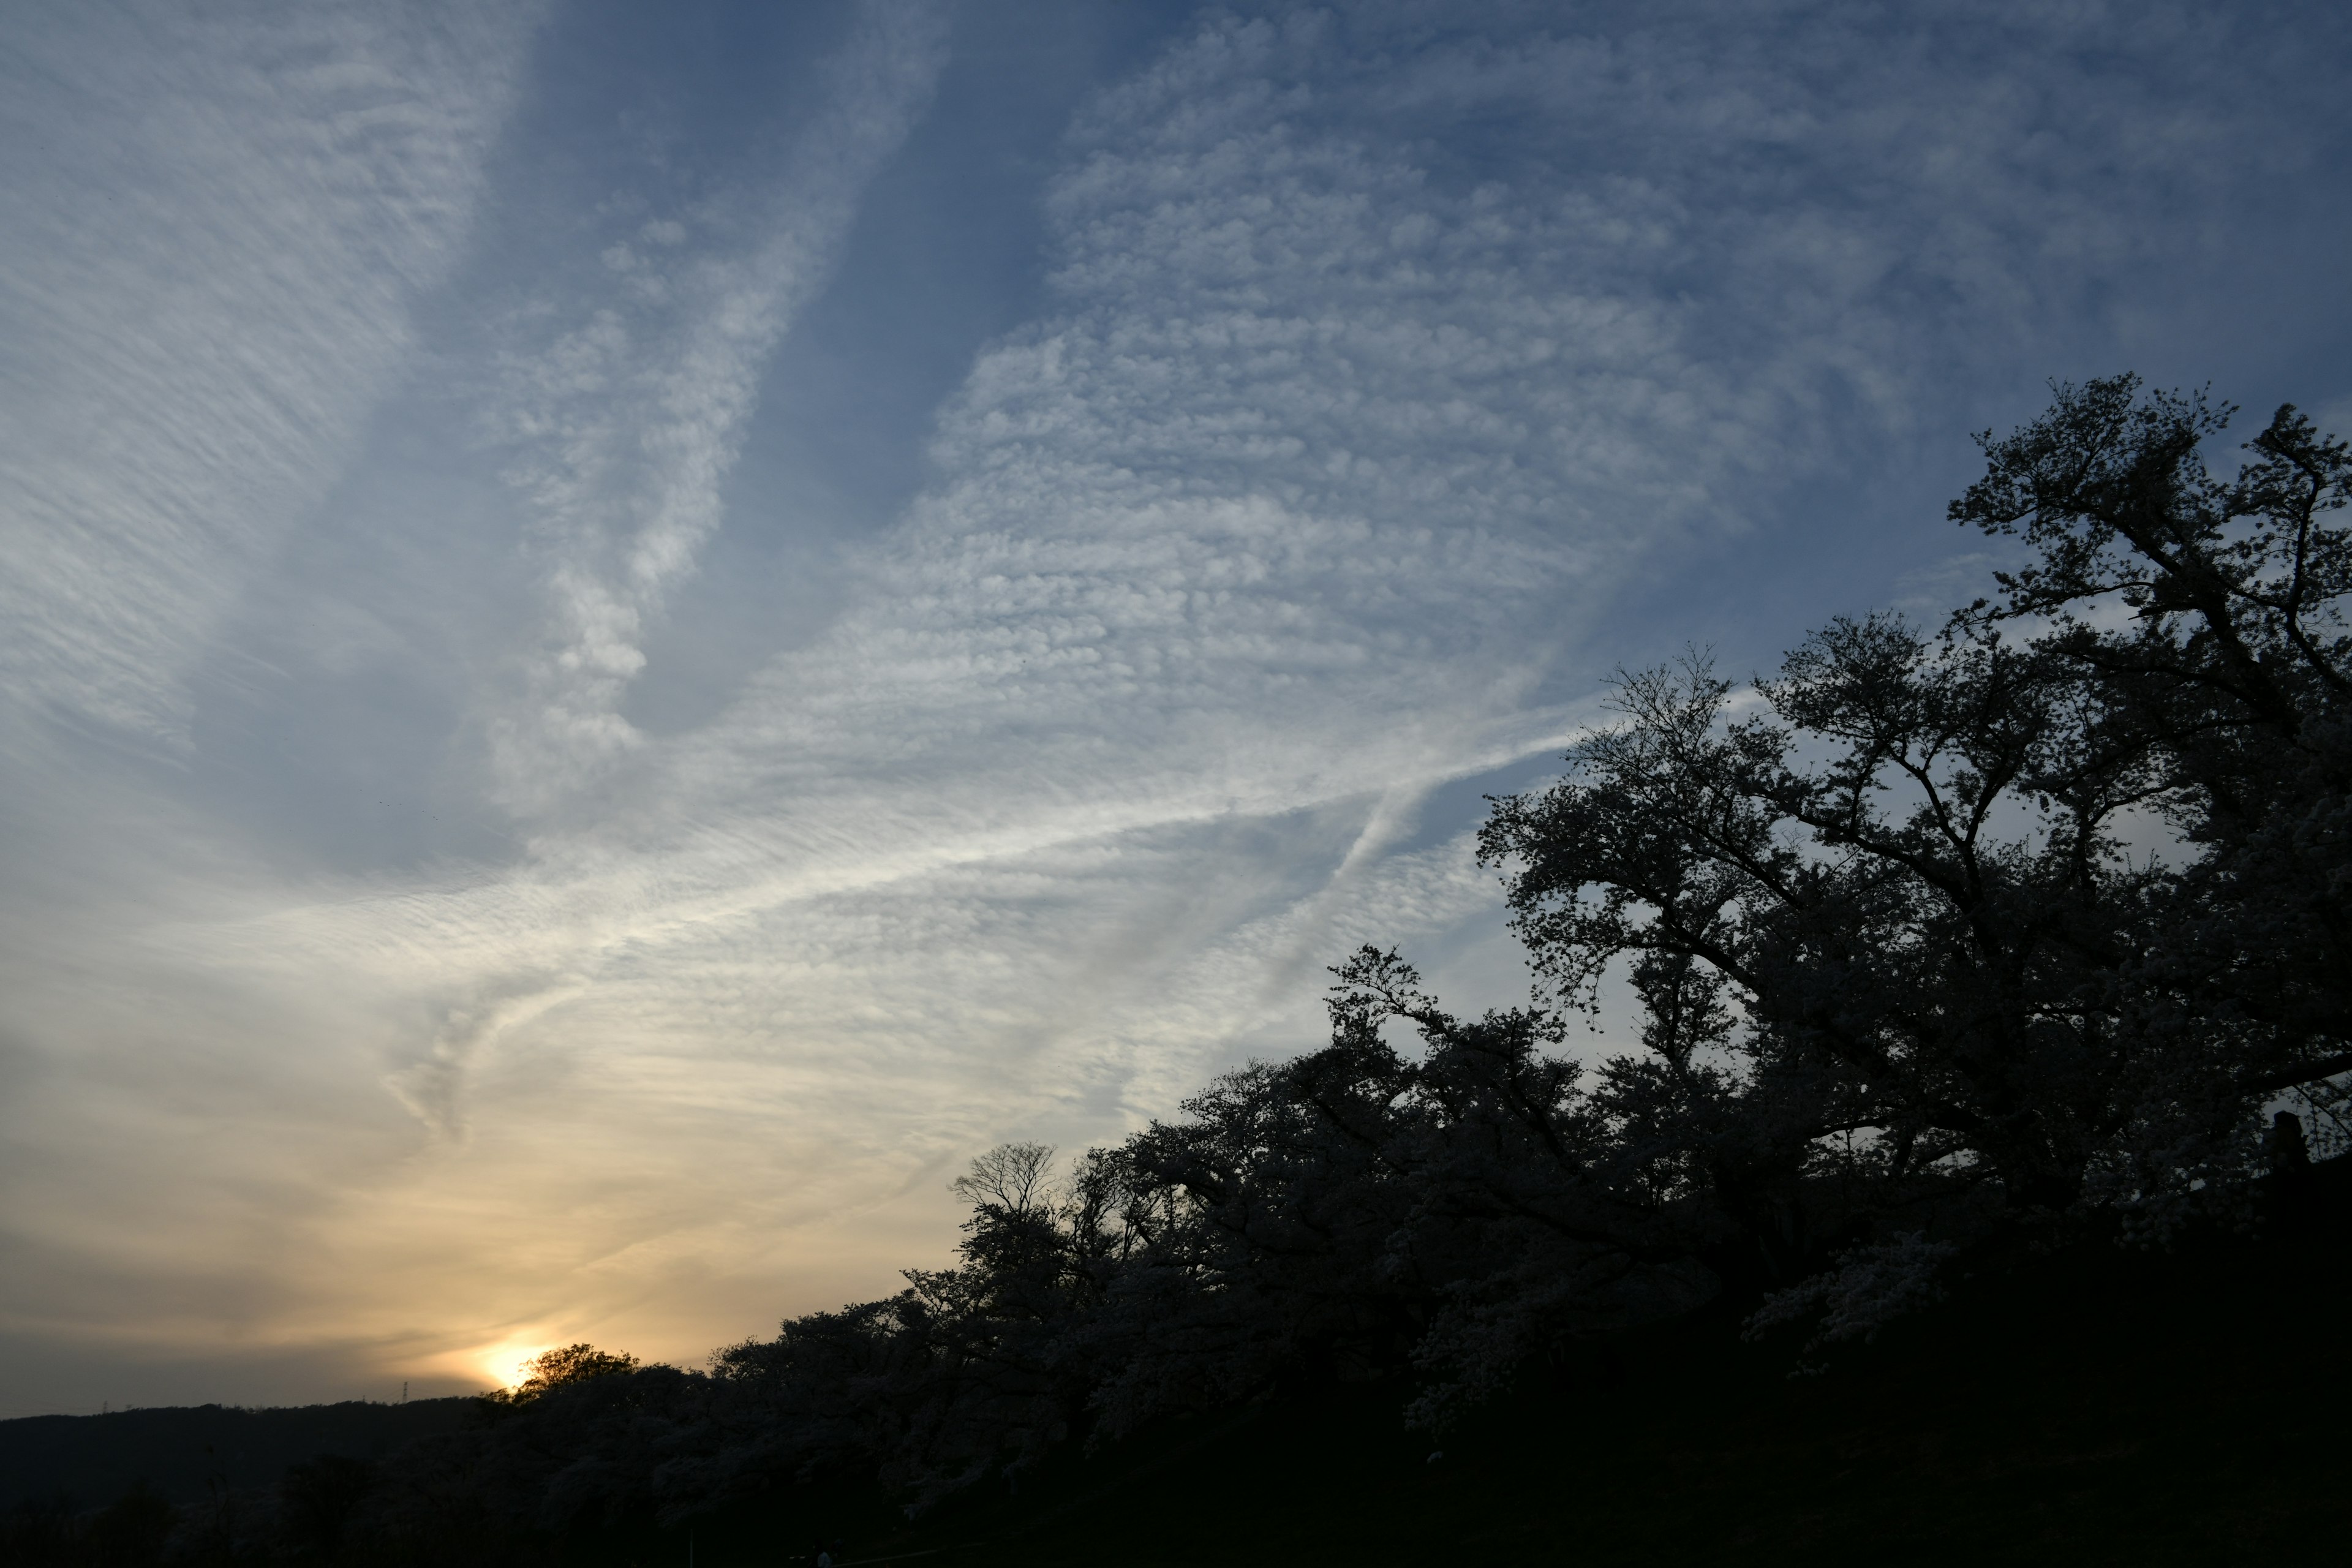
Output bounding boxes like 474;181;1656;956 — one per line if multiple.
3;0;2348;1406
480;0;954;816
0;0;539;751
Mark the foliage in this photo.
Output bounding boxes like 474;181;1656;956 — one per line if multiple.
479;1344;642;1411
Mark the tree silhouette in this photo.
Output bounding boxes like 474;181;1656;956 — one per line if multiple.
482;1343;641;1409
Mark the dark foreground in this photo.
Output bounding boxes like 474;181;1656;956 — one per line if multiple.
0;1400;474;1513
685;1167;2352;1567
12;1164;2348;1567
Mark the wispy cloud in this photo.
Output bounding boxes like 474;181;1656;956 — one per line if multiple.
481;0;953;817
0;0;538;750
2;0;2347;1410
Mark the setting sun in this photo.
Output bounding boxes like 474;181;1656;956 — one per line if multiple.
429;1337;554;1393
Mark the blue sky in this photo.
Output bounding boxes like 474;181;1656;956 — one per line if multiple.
3;0;2348;1414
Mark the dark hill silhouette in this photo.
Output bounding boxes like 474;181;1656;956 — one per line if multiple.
0;1398;472;1510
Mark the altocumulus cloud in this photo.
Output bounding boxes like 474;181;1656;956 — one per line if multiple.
0;0;538;747
1;0;2346;1411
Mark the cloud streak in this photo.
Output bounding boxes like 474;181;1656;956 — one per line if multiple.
0;0;538;750
2;0;2348;1413
483;0;954;816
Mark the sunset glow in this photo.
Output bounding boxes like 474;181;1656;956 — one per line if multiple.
465;1340;556;1395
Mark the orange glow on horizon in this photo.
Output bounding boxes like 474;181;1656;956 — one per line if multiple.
424;1335;556;1392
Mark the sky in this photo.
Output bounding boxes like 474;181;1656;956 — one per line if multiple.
3;0;2348;1417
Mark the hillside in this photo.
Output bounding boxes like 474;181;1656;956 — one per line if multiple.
0;1399;472;1512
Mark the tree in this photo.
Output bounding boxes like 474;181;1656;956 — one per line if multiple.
1948;379;2352;1170
483;1342;641;1409
948;1142;1058;1216
1476;376;2350;1283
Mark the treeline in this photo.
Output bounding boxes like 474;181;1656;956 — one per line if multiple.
12;377;2348;1563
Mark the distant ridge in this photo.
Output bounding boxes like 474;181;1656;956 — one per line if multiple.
0;1398;472;1509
